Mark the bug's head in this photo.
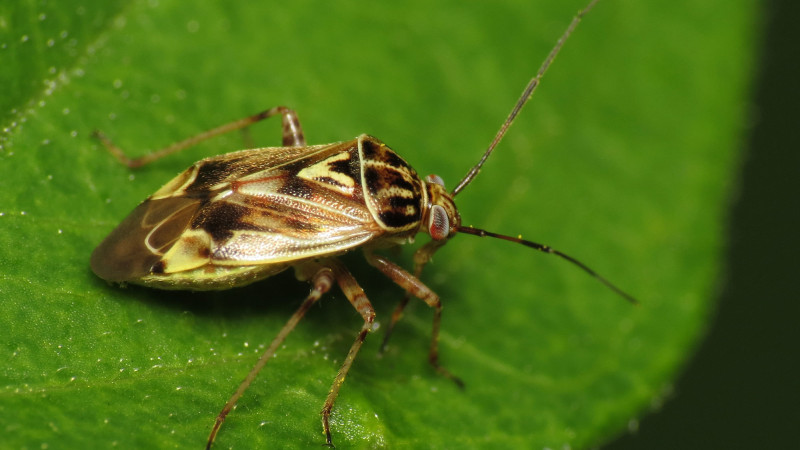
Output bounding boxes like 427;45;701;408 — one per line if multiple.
422;174;461;241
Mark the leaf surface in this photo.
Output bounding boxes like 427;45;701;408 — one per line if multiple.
0;0;758;448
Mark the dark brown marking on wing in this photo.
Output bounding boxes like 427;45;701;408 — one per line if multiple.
329;152;360;177
343;147;365;202
192;201;258;241
281;159;313;176
150;260;166;274
189;158;241;193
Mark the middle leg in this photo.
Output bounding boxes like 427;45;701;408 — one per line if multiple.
206;265;335;450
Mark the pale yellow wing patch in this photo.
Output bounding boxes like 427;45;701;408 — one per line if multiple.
296;151;357;196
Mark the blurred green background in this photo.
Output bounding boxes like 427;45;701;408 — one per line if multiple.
2;0;787;448
605;0;800;447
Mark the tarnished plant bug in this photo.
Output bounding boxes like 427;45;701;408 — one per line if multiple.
90;0;636;447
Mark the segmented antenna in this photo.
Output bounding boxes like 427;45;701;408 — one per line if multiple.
457;226;638;304
452;0;600;196
449;0;637;304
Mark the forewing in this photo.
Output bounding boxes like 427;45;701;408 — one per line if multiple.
191;141;381;265
196;189;378;265
92;141;383;282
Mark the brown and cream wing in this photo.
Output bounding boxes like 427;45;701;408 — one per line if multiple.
91;140;382;282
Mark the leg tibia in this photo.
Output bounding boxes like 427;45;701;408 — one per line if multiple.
205;267;333;450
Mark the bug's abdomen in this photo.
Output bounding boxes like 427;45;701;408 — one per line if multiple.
358;135;424;233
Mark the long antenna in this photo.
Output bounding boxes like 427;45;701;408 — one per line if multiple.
451;0;600;196
457;225;639;304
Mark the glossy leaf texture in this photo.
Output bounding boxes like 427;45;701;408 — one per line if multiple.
0;0;758;448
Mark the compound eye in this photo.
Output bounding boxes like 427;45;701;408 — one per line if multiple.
428;204;450;240
425;174;445;187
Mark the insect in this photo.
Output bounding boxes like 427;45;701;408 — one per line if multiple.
91;0;635;447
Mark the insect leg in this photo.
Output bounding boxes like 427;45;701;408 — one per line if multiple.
364;249;464;388
205;266;334;450
378;293;411;354
93;106;305;168
378;240;445;354
321;259;377;447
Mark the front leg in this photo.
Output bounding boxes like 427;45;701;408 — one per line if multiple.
206;265;334;450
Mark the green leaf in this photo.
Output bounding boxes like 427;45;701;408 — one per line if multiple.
0;0;758;448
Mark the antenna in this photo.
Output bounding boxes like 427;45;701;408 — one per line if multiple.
451;0;600;196
457;226;638;304
449;0;635;303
